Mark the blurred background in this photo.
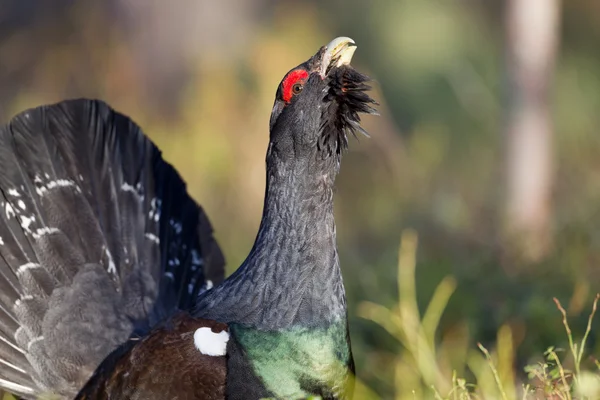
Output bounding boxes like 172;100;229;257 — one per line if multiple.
1;0;599;398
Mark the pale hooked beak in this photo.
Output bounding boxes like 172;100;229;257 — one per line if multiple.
320;37;357;79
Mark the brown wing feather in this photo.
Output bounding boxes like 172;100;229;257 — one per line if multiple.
76;313;227;400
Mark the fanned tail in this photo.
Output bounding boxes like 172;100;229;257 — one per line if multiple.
0;99;225;398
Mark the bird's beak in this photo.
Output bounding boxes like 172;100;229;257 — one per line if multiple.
319;37;357;79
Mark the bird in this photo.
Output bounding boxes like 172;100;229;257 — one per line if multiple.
0;37;377;399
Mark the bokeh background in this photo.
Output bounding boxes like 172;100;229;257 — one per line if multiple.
1;1;599;398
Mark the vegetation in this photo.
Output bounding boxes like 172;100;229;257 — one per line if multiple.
356;231;600;399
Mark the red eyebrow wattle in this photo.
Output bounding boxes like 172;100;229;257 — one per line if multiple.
282;69;309;103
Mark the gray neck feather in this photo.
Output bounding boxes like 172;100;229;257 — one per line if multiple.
194;153;346;330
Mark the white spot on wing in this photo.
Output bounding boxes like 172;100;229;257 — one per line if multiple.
144;232;160;244
19;215;35;232
16;263;40;276
32;227;59;239
7;189;20;197
36;179;82;196
149;198;162;222
206;280;214;290
14;295;34;307
102;246;117;275
121;182;137;194
17;200;26;210
191;249;203;267
194;327;229;356
5;203;15;219
170;220;182;235
0;236;3;246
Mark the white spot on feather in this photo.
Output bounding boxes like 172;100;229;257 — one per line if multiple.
102;246;117;275
32;227;59;239
19;215;35;232
14;295;33;308
47;180;76;190
121;182;137;194
206;280;214;290
148;198;162;222
144;232;160;244
122;246;131;265
17;200;26;210
5;203;15;219
194;327;229;356
36;179;82;196
17;263;40;275
16;263;40;276
171;220;182;235
7;189;20;197
0;236;3;246
191;249;203;267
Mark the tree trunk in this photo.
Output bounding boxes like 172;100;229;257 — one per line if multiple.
503;0;561;264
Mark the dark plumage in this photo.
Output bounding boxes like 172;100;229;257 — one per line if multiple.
79;313;228;400
320;66;378;154
0;100;224;398
0;37;376;399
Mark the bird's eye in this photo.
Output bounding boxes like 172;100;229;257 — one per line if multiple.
292;83;303;95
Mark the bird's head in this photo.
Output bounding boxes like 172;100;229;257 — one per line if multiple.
268;37;377;170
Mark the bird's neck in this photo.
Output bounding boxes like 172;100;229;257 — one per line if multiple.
257;159;339;268
196;155;347;330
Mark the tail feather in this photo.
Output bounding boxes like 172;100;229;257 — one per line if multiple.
0;99;225;398
0;316;29;386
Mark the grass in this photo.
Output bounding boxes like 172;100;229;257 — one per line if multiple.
358;230;600;399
